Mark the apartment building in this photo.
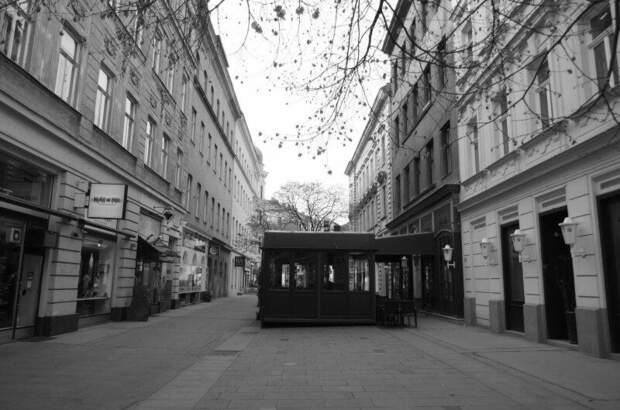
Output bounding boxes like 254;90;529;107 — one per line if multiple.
0;0;262;340
382;0;462;317
454;0;620;357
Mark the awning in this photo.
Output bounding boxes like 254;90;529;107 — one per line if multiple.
375;233;435;257
137;235;179;262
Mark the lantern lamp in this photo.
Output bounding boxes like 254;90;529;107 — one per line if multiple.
443;244;455;268
558;216;586;257
510;229;529;262
480;238;490;259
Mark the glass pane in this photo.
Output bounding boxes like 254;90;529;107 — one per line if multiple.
0;154;53;206
590;6;611;39
538;88;550;128
60;31;76;57
348;255;369;292
323;253;347;291
97;69;108;90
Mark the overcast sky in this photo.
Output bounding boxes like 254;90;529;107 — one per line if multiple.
214;2;387;199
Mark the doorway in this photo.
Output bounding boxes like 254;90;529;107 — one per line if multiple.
501;222;524;332
539;208;577;343
0;210;47;340
598;192;620;352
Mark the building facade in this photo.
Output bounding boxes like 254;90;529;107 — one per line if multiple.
346;85;393;238
455;0;620;357
382;0;462;317
0;0;262;341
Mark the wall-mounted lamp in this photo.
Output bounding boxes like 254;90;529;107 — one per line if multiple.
510;229;530;262
443;244;455;269
558;216;586;257
480;238;491;259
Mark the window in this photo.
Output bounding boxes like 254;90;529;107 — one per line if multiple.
391;61;398;92
441;122;452;176
195;183;201;219
216;99;220;120
144;118;154;166
401;103;408;141
180;74;188;112
413;156;420;197
410;85;419;127
211;197;215;227
403;165;410;203
94;67;112;131
216;203;221;231
425;138;434;186
381;135;386;164
400;42;407;78
224;161;228;186
199;121;205;153
190;107;197;143
219;153;223;178
422;65;432;106
133;9;144;47
394;116;400;147
210;86;214;105
467;119;479;176
589;4;618;90
493;90;510;157
420;0;428;33
382;185;387;218
437;38;446;89
151;32;162;73
1;1;30;66
203;191;209;223
165;54;174;92
203;70;208;91
226;212;230;239
185;174;193;210
214;144;218;171
409;19;416;58
394;174;401;212
122;94;136;150
54;29;79;104
323;253;347;291
348;256;370;292
207;134;212;162
533;55;552;129
160;134;169;178
229;167;232;188
175;149;183;187
463;19;473;63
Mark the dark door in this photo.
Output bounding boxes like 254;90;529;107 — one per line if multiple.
599;193;620;352
421;255;436;311
501;223;524;332
540;209;577;343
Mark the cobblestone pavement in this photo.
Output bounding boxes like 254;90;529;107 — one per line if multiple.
1;296;619;410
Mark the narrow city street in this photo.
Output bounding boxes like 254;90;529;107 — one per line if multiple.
0;296;619;410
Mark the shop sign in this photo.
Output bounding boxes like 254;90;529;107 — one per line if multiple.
88;184;128;219
234;256;245;267
209;246;219;256
9;227;22;243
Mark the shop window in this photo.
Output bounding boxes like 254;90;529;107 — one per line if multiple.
0;154;53;206
348;255;370;292
76;234;115;315
420;214;433;232
323;253;347;291
267;251;290;289
292;252;317;290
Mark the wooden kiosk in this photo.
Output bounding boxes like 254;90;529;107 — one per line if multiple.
258;231;435;325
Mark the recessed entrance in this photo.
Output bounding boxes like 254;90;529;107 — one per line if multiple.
501;222;524;332
598;192;620;352
539;208;577;343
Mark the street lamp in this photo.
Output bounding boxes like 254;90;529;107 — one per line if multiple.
443;244;455;269
558;216;586;257
510;229;529;262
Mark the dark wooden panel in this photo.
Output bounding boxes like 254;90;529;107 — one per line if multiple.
348;293;374;318
320;292;348;318
290;292;318;319
261;291;290;317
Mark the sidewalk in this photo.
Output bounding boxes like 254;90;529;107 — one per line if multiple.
1;296;619;409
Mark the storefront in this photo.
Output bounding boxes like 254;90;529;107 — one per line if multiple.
0;152;54;342
178;231;207;305
208;241;230;298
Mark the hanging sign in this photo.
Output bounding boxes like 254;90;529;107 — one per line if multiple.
87;184;128;219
